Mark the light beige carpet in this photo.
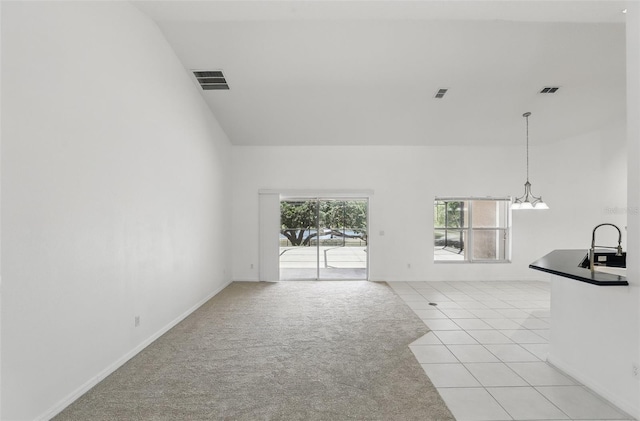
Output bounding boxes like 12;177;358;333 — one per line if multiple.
54;281;454;420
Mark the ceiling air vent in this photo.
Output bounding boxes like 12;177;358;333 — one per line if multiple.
193;70;229;90
434;88;449;99
539;86;560;94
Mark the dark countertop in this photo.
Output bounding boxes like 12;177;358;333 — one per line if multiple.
529;249;628;286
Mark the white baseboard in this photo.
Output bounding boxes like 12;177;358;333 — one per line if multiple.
37;279;233;421
382;278;548;283
547;355;639;420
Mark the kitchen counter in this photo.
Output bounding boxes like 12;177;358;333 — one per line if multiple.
529;249;628;286
539;249;635;416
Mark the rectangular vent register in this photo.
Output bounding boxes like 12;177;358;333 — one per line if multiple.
193;70;229;90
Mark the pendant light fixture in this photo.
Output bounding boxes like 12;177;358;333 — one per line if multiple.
512;112;549;210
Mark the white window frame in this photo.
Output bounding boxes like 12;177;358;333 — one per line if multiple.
434;197;512;264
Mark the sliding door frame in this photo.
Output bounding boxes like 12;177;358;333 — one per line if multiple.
261;189;373;281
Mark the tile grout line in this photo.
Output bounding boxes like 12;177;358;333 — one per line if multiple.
430;307;573;420
407;283;519;420
397;281;633;421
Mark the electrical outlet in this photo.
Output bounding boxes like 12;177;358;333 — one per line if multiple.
250;263;254;269
407;263;411;269
135;316;140;327
633;364;639;379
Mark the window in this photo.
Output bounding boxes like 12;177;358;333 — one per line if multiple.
434;198;511;262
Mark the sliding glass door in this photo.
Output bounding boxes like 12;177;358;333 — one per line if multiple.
279;198;368;280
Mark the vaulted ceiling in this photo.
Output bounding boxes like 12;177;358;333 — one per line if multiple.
134;1;627;146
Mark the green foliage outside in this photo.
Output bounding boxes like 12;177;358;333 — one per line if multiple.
434;201;465;228
434;200;465;250
280;200;368;246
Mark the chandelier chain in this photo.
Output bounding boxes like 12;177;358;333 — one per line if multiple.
525;113;529;182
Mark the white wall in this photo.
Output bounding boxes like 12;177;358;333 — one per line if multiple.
544;5;640;417
1;2;231;420
0;1;4;417
598;120;628;241
625;2;640;417
231;123;625;282
543;109;635;419
549;275;638;417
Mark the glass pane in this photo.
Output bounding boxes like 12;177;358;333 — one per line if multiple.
472;200;509;228
497;200;509;228
472;200;498;228
279;200;318;280
434;228;467;261
318;199;368;280
434;201;446;228
434;200;468;228
472;229;507;261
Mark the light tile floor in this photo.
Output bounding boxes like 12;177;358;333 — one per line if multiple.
388;280;635;421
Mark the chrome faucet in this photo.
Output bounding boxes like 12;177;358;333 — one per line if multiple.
589;223;623;272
